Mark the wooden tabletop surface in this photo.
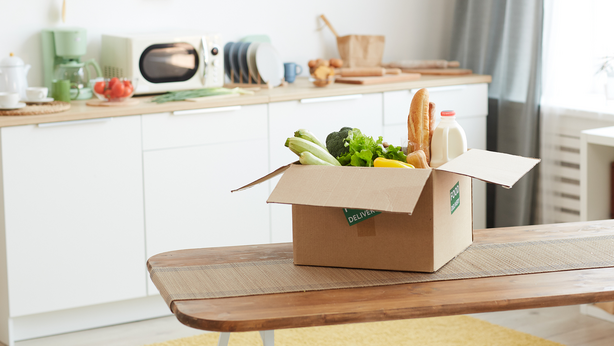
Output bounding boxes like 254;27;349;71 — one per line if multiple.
0;75;491;128
147;220;614;332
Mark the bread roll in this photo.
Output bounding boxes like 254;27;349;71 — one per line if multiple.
406;149;429;169
407;88;430;163
329;58;344;68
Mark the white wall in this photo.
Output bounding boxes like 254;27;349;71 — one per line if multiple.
0;0;456;88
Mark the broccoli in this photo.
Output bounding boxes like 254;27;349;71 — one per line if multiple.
326;127;353;158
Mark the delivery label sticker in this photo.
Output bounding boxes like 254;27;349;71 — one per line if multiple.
450;181;460;214
343;208;381;226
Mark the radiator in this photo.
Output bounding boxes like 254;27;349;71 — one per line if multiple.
539;108;614;224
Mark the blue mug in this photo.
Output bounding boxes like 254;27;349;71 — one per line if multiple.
284;62;303;83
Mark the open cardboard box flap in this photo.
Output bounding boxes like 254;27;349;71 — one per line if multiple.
436;149;540;189
267;164;432;213
232;149;540;214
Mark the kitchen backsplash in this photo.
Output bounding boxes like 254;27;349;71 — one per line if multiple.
1;0;455;88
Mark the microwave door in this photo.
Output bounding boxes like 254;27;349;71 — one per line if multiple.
139;43;199;84
200;37;208;86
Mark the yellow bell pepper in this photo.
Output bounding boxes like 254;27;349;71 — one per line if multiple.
374;157;415;169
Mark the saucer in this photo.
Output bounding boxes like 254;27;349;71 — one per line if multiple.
23;97;54;104
0;102;26;110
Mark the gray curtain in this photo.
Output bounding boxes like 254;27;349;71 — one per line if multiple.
450;0;543;227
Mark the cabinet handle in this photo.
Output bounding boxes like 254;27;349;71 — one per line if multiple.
37;117;113;127
300;94;363;104
410;85;467;94
173;106;242;116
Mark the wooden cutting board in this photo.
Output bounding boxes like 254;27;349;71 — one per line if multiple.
335;73;421;85
400;68;472;75
86;99;140;107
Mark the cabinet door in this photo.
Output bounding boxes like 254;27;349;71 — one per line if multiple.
268;93;383;242
1;116;146;317
143;106;270;295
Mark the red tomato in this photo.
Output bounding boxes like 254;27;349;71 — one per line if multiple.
104;89;113;99
123;80;132;88
111;82;125;99
94;81;106;94
123;85;133;97
108;77;119;90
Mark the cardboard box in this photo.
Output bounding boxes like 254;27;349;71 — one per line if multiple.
236;149;539;272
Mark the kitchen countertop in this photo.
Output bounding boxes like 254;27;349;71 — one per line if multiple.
0;74;491;127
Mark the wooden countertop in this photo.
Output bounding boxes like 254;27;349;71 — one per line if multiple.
0;74;491;128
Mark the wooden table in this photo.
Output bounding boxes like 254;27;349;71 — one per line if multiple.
147;220;614;345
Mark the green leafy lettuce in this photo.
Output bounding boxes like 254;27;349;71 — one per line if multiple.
336;128;407;167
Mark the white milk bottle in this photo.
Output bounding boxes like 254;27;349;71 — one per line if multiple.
430;110;467;168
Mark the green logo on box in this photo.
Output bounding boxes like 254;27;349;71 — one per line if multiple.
450;181;460;214
343;208;381;226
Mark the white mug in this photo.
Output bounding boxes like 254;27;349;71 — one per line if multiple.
0;92;20;108
26;87;48;101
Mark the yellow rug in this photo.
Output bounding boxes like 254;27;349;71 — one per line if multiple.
144;315;563;346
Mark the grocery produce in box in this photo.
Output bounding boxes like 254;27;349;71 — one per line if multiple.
373;157;414;168
284;127;408;168
283;87;467;169
407;88;467;168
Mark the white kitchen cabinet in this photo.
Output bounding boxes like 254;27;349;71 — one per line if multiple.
142;105;270;295
268;93;383;243
382;84;488;229
0;116;146;318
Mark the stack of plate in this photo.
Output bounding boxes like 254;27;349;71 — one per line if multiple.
224;41;284;87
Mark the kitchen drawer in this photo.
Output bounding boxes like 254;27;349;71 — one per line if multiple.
383;83;488;126
141;104;268;150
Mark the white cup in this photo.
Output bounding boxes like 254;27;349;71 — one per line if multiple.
26;87;48;101
0;92;20;108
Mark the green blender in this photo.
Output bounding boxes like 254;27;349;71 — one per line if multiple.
42;27;102;100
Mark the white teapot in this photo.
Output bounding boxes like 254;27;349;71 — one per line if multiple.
0;53;31;99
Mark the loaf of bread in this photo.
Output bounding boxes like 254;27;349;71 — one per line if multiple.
407;88;430;163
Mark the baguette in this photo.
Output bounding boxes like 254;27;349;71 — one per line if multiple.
407;88;430;163
428;102;435;149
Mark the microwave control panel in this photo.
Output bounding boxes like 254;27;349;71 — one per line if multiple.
204;35;223;87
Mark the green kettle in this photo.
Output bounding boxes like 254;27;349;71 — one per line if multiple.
54;59;102;100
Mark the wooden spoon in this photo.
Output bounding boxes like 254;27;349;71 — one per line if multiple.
62;0;66;23
320;14;339;38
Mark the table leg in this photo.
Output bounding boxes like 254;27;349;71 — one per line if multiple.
217;332;230;346
217;330;274;346
259;330;274;346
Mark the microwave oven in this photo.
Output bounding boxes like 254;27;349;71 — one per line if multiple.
101;33;224;95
